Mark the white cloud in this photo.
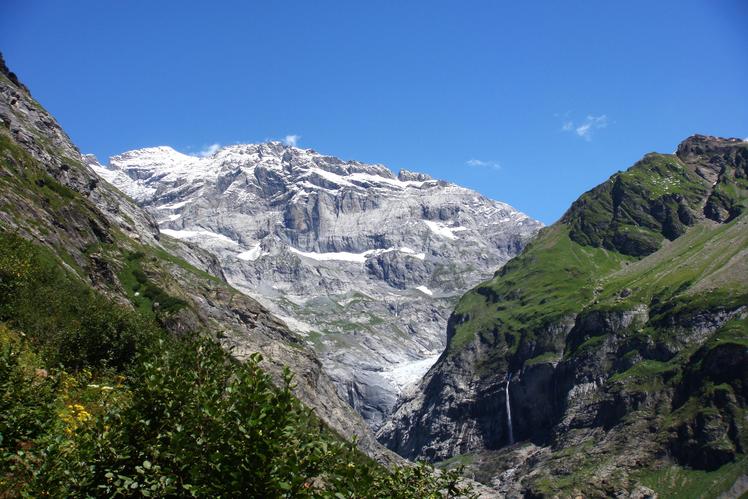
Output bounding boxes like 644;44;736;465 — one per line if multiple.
466;159;501;170
197;143;221;157
283;134;301;147
562;114;608;141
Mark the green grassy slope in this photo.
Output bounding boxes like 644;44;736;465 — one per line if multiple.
0;234;471;497
0;57;476;496
435;136;748;496
449;143;748;363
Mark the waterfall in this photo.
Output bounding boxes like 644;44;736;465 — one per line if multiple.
505;373;515;445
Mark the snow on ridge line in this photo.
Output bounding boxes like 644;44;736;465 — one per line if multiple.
347;172;428;189
415;285;433;296
109;147;222;184
105;142;446;197
110;146;198;168
305;168;431;190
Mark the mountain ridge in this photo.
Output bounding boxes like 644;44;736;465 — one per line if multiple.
90;138;542;428
379;134;748;496
0;52;398;466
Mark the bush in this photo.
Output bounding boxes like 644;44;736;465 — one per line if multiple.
0;326;57;454
0;234;475;497
19;339;473;497
0;234;158;370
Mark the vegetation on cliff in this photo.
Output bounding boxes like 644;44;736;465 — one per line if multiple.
0;209;471;498
0;61;474;497
385;136;748;497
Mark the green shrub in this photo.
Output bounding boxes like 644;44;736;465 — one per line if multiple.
119;250;188;316
0;326;57;455
0;233;474;497
17;338;473;497
0;234;159;370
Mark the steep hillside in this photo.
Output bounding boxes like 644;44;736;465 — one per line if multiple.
0;53;394;466
89;139;540;428
379;135;748;496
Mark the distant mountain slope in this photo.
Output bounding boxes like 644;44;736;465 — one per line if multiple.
0;54;395;464
90;141;541;428
379;135;748;496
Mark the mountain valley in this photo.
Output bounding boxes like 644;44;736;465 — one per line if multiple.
89;143;541;428
1;47;747;497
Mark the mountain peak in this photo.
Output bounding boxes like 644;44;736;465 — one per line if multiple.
110;145;190;162
398;169;433;182
676;134;748;162
93;139;542;428
0;52;29;94
381;136;748;495
559;135;748;257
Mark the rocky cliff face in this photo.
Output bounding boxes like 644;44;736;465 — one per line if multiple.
0;54;397;465
89;141;541;428
380;136;748;496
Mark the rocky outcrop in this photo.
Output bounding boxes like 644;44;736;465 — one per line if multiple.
90;140;541;428
380;136;748;495
0;60;159;254
0;57;399;465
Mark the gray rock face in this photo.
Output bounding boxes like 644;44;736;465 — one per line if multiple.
0;61;399;465
90;143;542;428
381;301;747;492
377;137;748;494
0;59;159;252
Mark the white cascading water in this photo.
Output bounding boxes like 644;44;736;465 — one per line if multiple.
505;373;515;445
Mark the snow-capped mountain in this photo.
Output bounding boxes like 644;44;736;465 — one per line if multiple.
89;142;542;428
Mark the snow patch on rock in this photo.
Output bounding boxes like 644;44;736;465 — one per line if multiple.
237;243;263;261
91;140;543;429
423;220;461;240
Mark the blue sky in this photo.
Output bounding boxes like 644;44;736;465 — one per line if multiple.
2;1;746;224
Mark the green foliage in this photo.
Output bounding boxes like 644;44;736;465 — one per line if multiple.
118;250;188;317
35;339;472;498
0;326;58;458
0;233;473;497
564;154;708;256
0;234;158;370
364;462;473;498
634;456;748;499
449;225;629;352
